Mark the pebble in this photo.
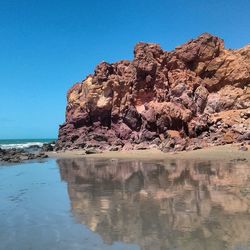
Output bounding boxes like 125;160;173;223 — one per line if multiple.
239;146;248;151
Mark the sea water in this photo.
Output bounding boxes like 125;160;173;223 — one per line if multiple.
0;139;55;150
0;158;250;250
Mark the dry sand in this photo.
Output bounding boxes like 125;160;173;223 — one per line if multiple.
48;144;250;162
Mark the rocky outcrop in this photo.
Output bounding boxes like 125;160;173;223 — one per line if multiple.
0;148;48;164
56;33;250;152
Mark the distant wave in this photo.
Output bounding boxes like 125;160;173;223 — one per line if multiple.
0;142;44;150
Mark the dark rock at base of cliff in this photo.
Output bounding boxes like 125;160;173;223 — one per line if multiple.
41;142;55;152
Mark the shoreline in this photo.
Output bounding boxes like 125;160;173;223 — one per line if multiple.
48;144;250;163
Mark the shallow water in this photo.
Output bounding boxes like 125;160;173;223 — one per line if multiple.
0;158;250;250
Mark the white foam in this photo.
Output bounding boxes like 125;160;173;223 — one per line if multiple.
0;142;44;150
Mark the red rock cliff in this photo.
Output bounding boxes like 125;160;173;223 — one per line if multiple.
56;33;250;152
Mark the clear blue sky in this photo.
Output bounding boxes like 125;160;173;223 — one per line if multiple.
0;0;249;139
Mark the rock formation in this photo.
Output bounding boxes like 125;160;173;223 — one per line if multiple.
0;148;48;164
56;33;250;152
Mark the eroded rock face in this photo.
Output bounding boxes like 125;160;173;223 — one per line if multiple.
56;33;250;152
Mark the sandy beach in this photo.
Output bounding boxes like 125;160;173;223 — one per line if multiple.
48;144;250;162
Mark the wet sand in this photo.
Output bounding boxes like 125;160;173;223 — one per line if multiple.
1;148;250;249
48;144;250;162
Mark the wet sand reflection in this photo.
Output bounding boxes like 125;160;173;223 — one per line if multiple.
57;158;250;250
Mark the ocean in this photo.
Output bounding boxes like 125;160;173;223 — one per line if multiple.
0;139;56;150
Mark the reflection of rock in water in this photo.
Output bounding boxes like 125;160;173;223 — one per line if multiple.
57;158;250;250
